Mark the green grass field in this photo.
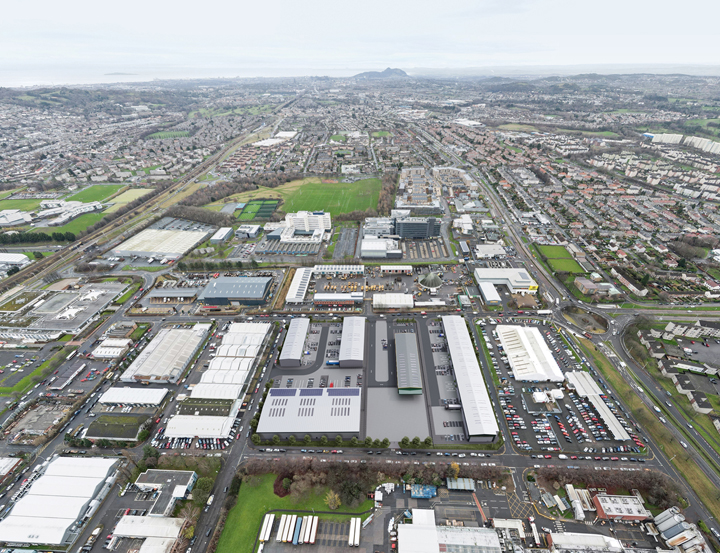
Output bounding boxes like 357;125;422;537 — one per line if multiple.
105;188;153;212
147;131;190;139
35;213;105;235
372;131;391;137
216;474;373;553
67;185;124;203
0;198;43;211
537;245;573;258
330;134;347;142
548;258;585;273
498;124;539;132
283;178;381;214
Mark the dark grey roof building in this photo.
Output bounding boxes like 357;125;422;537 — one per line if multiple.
197;276;272;306
395;333;422;395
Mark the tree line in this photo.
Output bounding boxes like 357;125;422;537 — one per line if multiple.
179;172;304;207
165;205;236;227
0;230;75;245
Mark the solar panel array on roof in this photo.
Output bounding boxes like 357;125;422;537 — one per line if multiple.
299;389;323;396
327;388;360;396
271;388;297;397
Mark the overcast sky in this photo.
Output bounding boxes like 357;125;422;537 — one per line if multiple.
2;0;719;85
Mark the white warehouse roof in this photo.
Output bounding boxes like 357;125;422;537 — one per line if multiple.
442;316;499;439
215;344;260;358
285;267;314;303
190;383;243;400
220;333;265;346
164;415;235;438
207;357;252;373
114;229;208;259
200;370;250;385
495;325;565;382
0;456;117;545
99;387;169;405
114;516;184;539
339;317;365;366
279;318;310;365
227;322;271;335
373;293;414;310
257;388;361;435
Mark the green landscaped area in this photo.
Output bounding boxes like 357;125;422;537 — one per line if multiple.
114;282;141;304
548;258;584;273
0;291;44;312
105;188;153;212
0;346;76;396
217;474;373;553
497;124;538;132
86;414;146;440
189;105;274;119
206;177;382;217
283;178;381;214
558;129;620;138
34;213;105;235
536;245;585;274
147;131;190;139
66;185;124;203
0;198;43;212
371;131;391;138
330;134;347;142
536;245;572;258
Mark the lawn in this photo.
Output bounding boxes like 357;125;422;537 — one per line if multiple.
114;282;141;304
217;474;373;553
66;185;123;203
147;131;190;139
0;198;43;211
105;188;153;212
537;245;572;259
557;129;620;138
497;124;539;132
330;134;347;142
283;178;381;215
372;131;391;138
548;258;585;273
34;213;105;235
0;346;76;396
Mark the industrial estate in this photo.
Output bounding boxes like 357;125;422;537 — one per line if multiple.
0;70;719;553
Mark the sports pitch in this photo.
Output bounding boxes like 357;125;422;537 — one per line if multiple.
105;188;153;212
548;258;584;273
537;245;572;258
67;184;124;203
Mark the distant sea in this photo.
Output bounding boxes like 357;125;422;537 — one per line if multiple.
0;64;354;88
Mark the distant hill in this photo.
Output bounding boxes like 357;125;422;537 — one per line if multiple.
353;67;407;79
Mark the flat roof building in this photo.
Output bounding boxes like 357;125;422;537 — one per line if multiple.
256;388;361;439
339;317;365;367
495;326;565;382
373;293;414;310
313;292;363;307
395;333;422;395
593;494;651;521
397;509;502;553
311;264;364;276
135;470;197;517
474;267;538;294
197;276;272;306
279;318;310;367
395;216;441;239
474;244;506;259
0;456;118;546
113;229;208;260
442;316;499;442
285;268;313;304
478;282;502;305
360;239;402;259
120;325;210;384
99;387;169;406
380;265;413;275
164;415;235;438
209;227;233;244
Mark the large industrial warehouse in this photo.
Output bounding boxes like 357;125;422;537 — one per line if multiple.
99;387;169;406
279;318;310;367
441;316;499;442
113;228;208;260
164;415;235;439
478;282;502;306
373;293;414;310
285;268;313;304
495;325;565;382
395;333;423;395
473;267;538;294
0;456;118;546
197;276;272;306
256;388;362;439
120;324;210;383
339;317;366;367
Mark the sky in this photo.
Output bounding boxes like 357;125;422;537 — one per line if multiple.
2;0;719;86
